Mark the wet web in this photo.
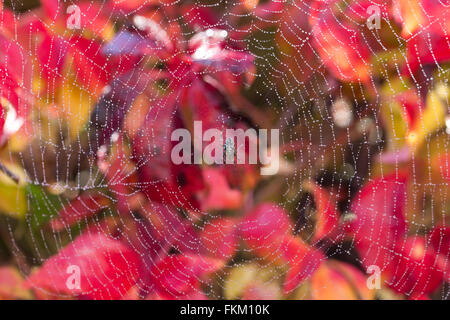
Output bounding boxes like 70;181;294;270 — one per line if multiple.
1;0;449;299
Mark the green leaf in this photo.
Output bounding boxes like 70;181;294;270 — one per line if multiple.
26;184;61;229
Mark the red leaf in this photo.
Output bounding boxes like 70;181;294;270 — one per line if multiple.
142;202;201;255
181;6;221;30
406;32;450;74
69;36;111;94
275;1;319;83
185;78;232;132
40;0;62;23
49;193;110;231
0;6;17;34
0;267;31;299
100;137;139;215
200;217;238;260
132;96;177;197
120;216;160;297
310;260;373;300
393;0;450;72
150;254;224;298
429;226;450;281
304;181;339;242
393;0;450;38
77;2;111;39
281;235;325;294
171;166;205;211
311;2;371;82
201;168;243;211
394;90;423;129
0;34;26;84
389;236;443;297
38;34;69;93
0;35;26;143
0;64;19;108
0;33;25;113
240;203;292;257
435;153;450;182
429;226;450;257
26;233;140;299
349;173;408;271
253;0;286;20
133;94;204;209
0;106;5;139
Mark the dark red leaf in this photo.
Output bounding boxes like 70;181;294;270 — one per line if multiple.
133;94;204;210
110;0;155;13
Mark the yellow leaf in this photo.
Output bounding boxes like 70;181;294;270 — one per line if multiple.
380;100;408;149
408;85;447;149
224;263;282;299
0;162;27;218
124;94;150;138
58;77;94;138
224;264;258;300
310;261;376;300
394;0;427;37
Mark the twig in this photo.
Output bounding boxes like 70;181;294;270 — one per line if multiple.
0;161;20;184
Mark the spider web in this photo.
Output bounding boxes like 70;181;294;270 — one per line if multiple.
1;0;449;300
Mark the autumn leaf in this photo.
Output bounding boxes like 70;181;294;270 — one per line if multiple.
240;203;293;258
150;254;224;298
224;263;282;300
49;193;110;231
429;226;450;281
201;168;243;211
0;267;32;300
281;235;324;294
0;162;27;218
303;181;339;242
26;232;140;300
389;236;444;296
310;260;374;300
349;173;408;270
200;217;239;260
